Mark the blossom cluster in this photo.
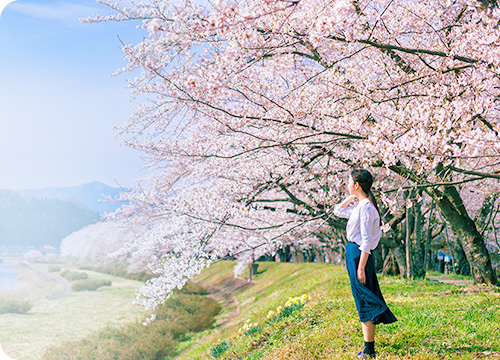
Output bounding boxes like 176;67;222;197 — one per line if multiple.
92;0;500;309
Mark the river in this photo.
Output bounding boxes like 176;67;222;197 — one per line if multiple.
0;262;21;292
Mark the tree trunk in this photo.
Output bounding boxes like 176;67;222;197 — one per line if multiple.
315;247;327;263
379;203;407;276
412;193;425;278
388;163;498;285
291;247;305;263
391;245;406;276
437;186;495;283
405;190;415;278
424;201;435;271
382;251;399;275
453;238;471;276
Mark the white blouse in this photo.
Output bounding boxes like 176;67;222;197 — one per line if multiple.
333;198;382;254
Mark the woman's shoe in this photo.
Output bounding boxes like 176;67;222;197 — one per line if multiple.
356;350;376;359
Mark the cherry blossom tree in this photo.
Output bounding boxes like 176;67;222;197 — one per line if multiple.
89;0;500;310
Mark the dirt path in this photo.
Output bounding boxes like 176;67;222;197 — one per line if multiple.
22;262;72;302
174;277;251;359
195;277;252;327
6;261;71;305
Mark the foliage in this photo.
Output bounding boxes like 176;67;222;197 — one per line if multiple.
210;340;231;359
43;286;221;360
266;294;309;324
89;263;152;282
71;279;111;292
60;270;88;281
0;298;32;314
89;0;500;308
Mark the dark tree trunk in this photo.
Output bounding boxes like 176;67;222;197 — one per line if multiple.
412;193;425;278
379;204;407;275
438;186;494;283
453;239;471;276
292;247;305;263
388;163;498;285
424;201;436;271
382;251;400;275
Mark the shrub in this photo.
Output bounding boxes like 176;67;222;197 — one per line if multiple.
0;298;32;314
71;279;112;292
43;284;221;360
90;264;153;282
180;281;208;295
61;270;88;281
47;265;61;272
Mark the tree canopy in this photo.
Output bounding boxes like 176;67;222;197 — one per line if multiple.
91;0;500;311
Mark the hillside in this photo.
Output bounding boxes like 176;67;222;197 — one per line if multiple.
19;181;128;214
0;191;99;248
176;261;500;360
0;182;129;249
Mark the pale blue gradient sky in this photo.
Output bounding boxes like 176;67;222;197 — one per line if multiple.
0;0;147;190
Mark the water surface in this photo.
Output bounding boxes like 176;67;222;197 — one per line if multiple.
0;262;21;292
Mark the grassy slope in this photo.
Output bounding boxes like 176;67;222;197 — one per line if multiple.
179;261;500;360
0;264;147;360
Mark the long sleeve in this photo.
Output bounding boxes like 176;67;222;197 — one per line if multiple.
358;203;381;254
359;207;373;254
334;203;355;219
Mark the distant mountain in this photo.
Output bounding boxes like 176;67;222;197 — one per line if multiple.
0;190;99;248
19;181;129;214
0;182;130;249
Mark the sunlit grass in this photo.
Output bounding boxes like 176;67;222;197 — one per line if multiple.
179;261;500;360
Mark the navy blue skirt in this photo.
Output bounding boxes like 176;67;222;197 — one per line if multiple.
346;242;397;325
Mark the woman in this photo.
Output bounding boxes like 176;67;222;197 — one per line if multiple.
334;169;397;359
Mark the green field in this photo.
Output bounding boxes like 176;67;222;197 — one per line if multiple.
178;261;500;360
0;261;147;360
2;260;499;360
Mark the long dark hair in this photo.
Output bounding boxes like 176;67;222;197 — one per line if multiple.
350;169;382;226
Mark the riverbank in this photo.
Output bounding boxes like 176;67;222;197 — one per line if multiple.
0;261;147;359
0;261;65;305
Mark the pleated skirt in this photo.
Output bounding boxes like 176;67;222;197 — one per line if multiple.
346;241;398;325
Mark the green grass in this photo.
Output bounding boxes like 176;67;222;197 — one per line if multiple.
178;261;500;360
3;259;498;360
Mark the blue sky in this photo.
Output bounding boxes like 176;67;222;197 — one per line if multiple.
0;0;147;190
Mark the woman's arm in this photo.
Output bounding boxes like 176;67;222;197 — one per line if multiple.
333;195;358;219
357;251;369;285
338;194;357;208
